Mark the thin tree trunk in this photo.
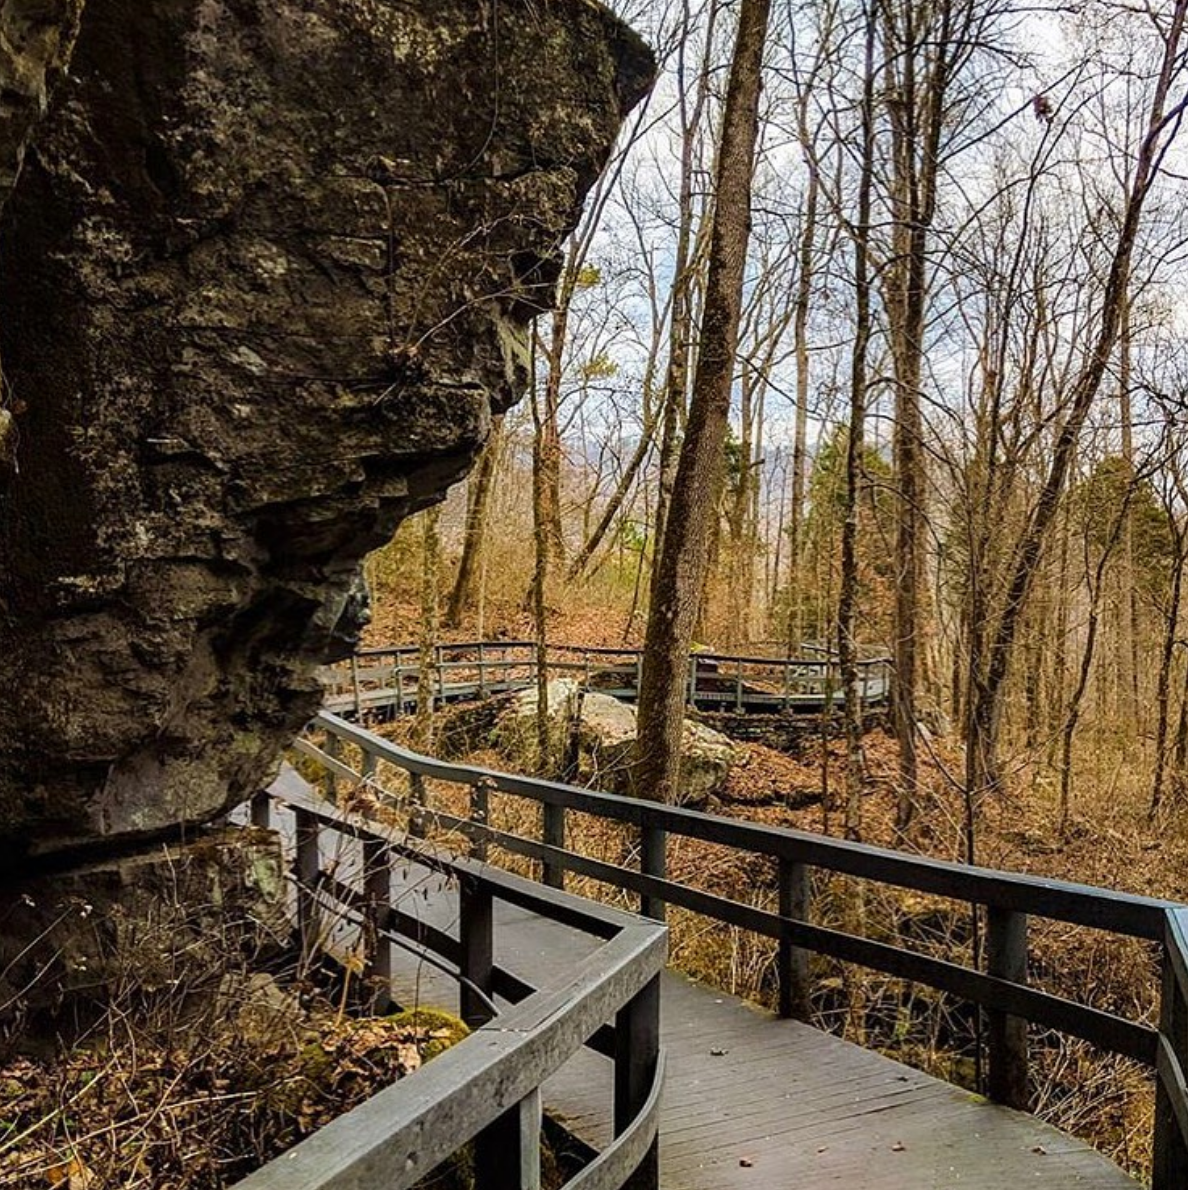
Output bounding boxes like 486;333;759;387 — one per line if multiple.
636;0;771;804
446;416;503;628
838;0;877;843
529;332;552;772
787;100;819;655
648;2;720;586
412;506;441;829
1059;492;1133;832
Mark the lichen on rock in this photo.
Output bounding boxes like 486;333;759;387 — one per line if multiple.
0;0;654;861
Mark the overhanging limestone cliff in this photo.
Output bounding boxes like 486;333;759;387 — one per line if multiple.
0;0;653;862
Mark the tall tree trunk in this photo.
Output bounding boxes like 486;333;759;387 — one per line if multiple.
636;0;771;804
538;306;569;563
649;1;720;595
529;332;553;771
882;0;952;834
838;0;877;842
412;506;441;829
786;96;819;655
446;416;503;628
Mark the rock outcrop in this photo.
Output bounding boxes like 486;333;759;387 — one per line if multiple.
0;0;85;210
498;679;739;802
0;1;652;863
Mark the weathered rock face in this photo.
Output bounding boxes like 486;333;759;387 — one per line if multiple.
496;679;739;802
0;0;84;208
0;0;653;861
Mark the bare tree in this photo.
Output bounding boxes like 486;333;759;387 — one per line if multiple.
637;0;773;804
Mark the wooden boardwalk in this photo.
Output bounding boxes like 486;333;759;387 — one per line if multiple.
379;858;1137;1190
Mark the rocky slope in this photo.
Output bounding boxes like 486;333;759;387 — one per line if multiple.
0;0;653;863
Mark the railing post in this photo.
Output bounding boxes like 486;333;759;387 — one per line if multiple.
688;655;697;706
360;748;377;785
249;790;271;830
409;772;427;838
470;779;491;863
294;808;321;952
635;652;643;698
362;838;392;1013
1154;923;1188;1189
986;907;1029;1110
778;858;811;1021
541;802;566;890
478;643;488;699
475;1090;542;1190
735;659;744;712
324;732;341;802
460;877;495;1029
641;810;666;922
350;654;362;719
615;973;661;1190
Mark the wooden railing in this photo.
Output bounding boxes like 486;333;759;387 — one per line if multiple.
318;640;892;719
303;709;1188;1188
231;771;666;1190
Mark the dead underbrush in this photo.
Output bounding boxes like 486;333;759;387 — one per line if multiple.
0;869;471;1190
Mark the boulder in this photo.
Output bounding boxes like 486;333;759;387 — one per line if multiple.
0;0;653;863
499;679;738;803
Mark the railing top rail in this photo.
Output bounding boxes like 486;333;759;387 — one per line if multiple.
349;641;891;667
317;711;1174;940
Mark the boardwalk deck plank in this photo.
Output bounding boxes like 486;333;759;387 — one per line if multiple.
375;860;1138;1190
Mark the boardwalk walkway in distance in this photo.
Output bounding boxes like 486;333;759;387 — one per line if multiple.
379;855;1137;1190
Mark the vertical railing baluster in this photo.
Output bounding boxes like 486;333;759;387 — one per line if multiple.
409;771;427;839
351;654;362;719
542;801;565;890
470;779;491;863
1154;913;1188;1190
735;658;744;712
250;790;271;830
641;810;666;922
778;858;811;1021
294;808;321;953
615;973;661;1190
460;878;495;1028
986;907;1029;1110
479;642;488;699
324;732;341;803
362;837;392;1013
464;873;545;1190
688;654;697;707
475;1091;542;1190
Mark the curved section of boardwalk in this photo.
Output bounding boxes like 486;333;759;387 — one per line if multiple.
378;857;1135;1190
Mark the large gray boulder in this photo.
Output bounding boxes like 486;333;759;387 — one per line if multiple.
501;679;738;803
0;0;652;862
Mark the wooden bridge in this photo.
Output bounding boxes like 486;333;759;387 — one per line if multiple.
319;640;892;720
229;708;1188;1190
